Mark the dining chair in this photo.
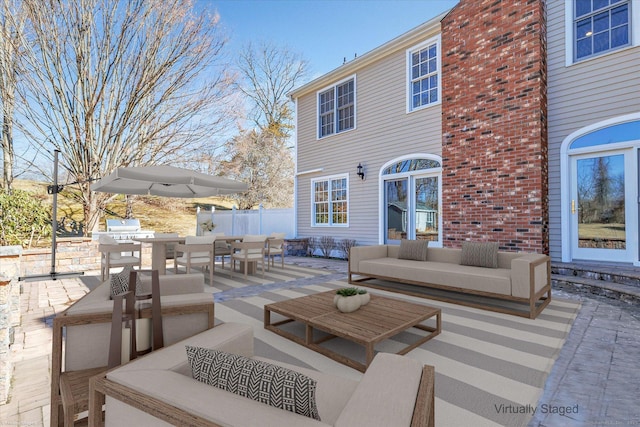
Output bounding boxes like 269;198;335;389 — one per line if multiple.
174;235;216;284
98;234;141;281
212;233;232;271
266;232;286;271
229;234;267;279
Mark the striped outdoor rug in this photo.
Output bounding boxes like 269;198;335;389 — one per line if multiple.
215;278;580;427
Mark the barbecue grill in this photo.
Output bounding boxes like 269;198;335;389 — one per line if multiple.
92;219;154;242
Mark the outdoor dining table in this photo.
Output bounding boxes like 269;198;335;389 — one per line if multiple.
135;235;266;276
133;236;186;275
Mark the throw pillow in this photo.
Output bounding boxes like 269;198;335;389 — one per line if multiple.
460;241;499;268
398;239;429;261
186;346;321;421
109;266;143;298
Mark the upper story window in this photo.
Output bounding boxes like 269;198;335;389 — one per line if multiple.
318;77;355;138
574;0;631;61
407;35;441;112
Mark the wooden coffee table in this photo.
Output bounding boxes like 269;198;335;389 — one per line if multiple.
264;291;441;372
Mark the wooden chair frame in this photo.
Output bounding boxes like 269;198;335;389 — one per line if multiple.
265;238;285;271
51;271;214;426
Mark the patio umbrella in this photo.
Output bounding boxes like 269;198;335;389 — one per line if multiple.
91;165;248;197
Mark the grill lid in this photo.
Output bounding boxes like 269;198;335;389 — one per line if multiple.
106;219;141;232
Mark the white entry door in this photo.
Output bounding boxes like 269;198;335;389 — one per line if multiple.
569;149;637;262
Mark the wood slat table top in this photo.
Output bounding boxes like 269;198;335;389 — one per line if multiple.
265;291;440;344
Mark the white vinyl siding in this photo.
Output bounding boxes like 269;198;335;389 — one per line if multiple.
295;24;443;245
317;76;355;138
548;0;640;261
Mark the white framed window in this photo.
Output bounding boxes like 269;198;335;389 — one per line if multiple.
317;76;355;138
406;35;441;112
565;0;638;65
311;174;349;226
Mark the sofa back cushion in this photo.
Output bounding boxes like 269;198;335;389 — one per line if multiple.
460;241;499;268
186;346;321;421
397;239;429;261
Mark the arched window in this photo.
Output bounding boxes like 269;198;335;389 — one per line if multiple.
569;120;640;150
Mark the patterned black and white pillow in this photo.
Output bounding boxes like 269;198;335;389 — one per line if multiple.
186;346;321;421
109;266;142;298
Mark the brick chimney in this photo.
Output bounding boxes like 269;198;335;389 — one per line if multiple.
440;0;548;253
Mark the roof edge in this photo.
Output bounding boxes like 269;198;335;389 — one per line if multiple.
289;9;451;99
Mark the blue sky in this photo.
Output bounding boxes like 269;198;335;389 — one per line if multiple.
207;0;459;79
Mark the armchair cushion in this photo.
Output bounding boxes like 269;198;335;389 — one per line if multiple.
186;346;321;421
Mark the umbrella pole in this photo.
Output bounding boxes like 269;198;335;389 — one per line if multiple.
19;150;84;282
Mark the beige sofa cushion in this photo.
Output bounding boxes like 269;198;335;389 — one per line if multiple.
359;258;512;295
106;324;357;426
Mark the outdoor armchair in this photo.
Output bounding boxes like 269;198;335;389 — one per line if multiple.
230;234;267;278
98;235;141;281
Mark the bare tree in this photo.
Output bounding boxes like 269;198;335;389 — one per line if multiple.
236;42;308;135
220;43;307;209
222;127;293;209
0;0;26;192
15;0;236;231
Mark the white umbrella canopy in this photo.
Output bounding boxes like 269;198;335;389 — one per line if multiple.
91;165;248;198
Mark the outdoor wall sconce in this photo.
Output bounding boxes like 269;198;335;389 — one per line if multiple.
357;163;365;180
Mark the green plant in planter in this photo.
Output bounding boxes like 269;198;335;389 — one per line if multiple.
357;288;367;295
336;287;359;297
334;287;362;313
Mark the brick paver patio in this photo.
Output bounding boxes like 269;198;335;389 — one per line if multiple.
1;257;639;426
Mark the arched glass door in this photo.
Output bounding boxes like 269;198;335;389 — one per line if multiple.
565;118;639;263
381;157;441;245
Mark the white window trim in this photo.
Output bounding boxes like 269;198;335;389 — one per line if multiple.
378;154;443;245
564;0;639;66
316;75;357;140
310;173;350;227
406;34;442;114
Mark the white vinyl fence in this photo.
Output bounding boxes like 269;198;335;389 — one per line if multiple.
195;206;294;238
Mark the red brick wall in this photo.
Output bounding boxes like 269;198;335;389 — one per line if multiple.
440;0;548;253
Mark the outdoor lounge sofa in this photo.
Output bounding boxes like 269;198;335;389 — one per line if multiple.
51;272;215;426
89;322;435;427
348;243;551;319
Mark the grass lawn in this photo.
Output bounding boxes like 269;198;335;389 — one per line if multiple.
15;179;234;240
